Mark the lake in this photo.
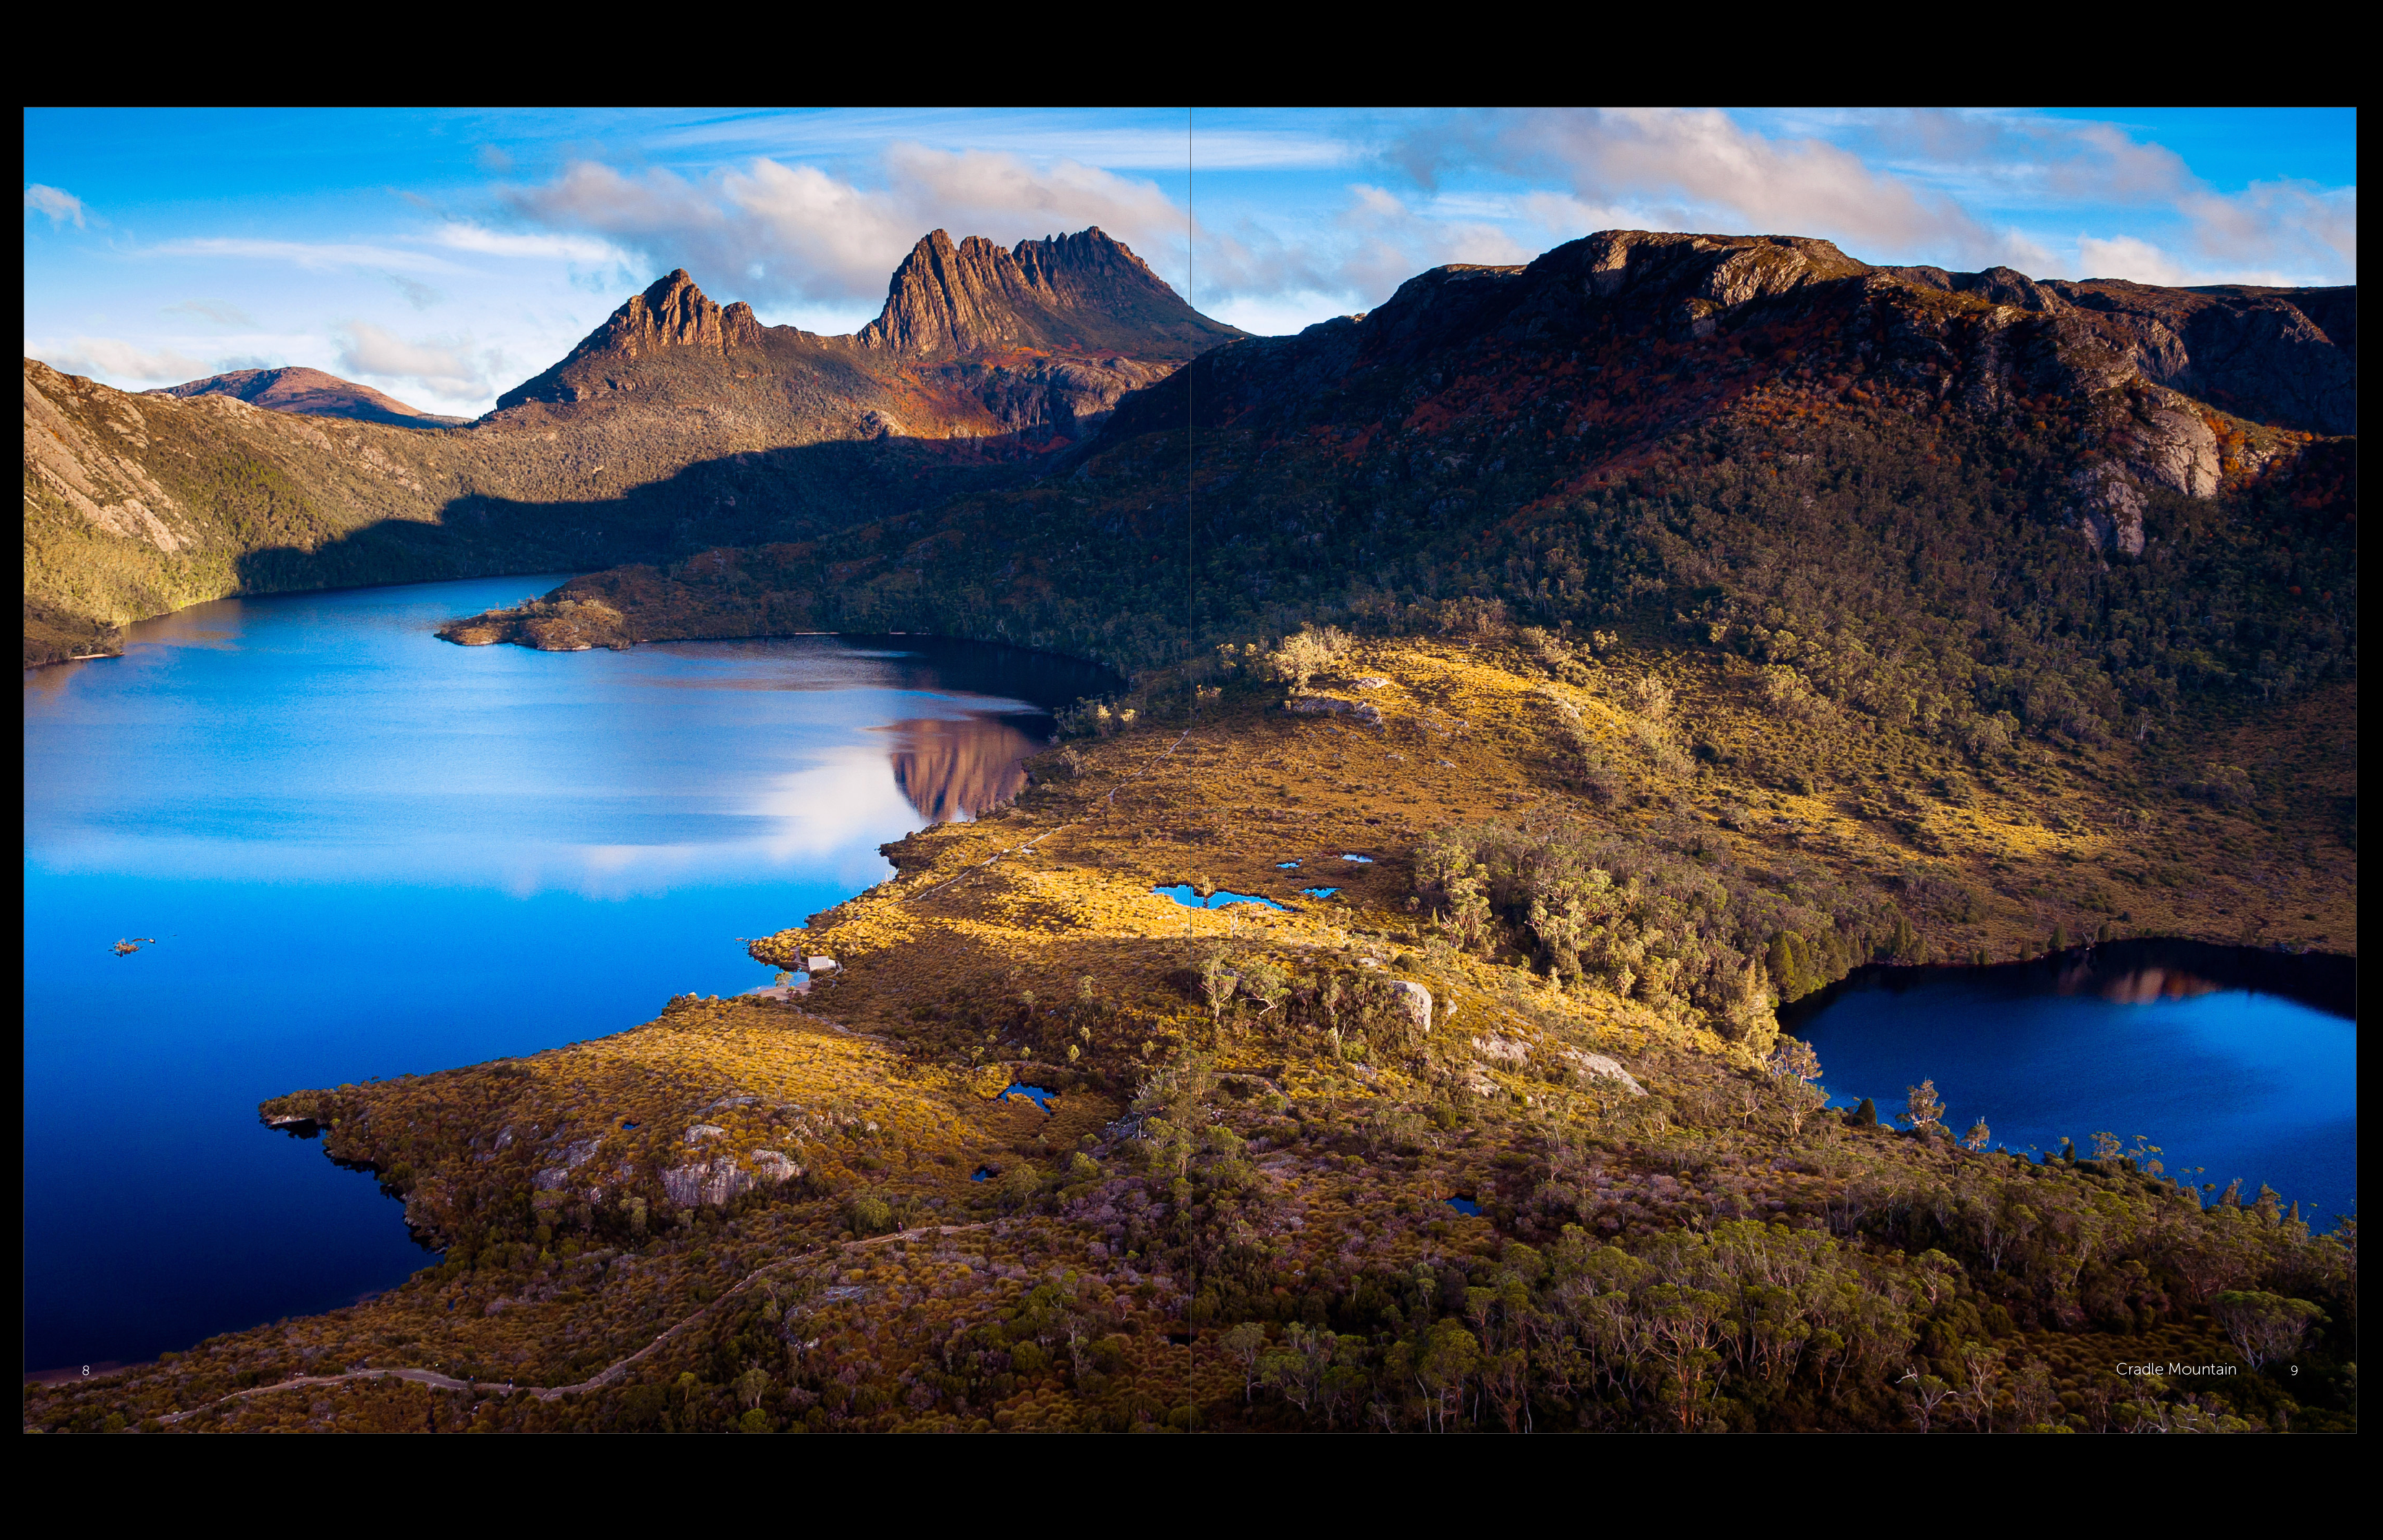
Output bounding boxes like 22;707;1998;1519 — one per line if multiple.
21;575;1116;1372
1786;941;2356;1227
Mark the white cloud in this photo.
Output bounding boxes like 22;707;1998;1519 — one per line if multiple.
503;143;1189;312
429;223;623;263
24;183;87;227
30;336;206;384
1485;108;1996;259
333;321;490;398
162;298;259;327
2071;235;2297;289
385;272;443;310
1204;291;1367;338
2180;180;2355;278
151;237;459;273
1331;183;1534;300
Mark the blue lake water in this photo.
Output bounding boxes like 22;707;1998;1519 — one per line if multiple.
1789;945;2356;1227
22;575;1114;1370
1152;884;1285;911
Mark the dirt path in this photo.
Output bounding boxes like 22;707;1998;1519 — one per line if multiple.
154;1222;989;1427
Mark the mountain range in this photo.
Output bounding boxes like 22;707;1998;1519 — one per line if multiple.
22;227;1238;665
21;223;2358;1437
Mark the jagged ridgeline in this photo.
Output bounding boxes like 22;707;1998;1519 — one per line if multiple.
491;232;2352;753
21;227;1245;665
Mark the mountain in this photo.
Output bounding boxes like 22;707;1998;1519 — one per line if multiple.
474;230;2353;728
23;227;1238;665
153;366;471;429
856;227;1244;358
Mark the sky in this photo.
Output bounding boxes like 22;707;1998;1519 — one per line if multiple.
23;107;2357;418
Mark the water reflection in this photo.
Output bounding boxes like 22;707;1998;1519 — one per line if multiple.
2067;962;2222;1006
882;713;1045;824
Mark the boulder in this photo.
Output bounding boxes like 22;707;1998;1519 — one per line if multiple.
1287;694;1384;727
1563;1049;1648;1096
661;1157;752;1208
532;1139;599;1191
1386;979;1434;1033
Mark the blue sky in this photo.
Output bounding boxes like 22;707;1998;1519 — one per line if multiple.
23;107;2355;417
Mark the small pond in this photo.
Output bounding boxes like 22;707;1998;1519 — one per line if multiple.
1152;884;1285;911
1339;853;1375;864
1445;1197;1483;1217
998;1085;1058;1113
1300;887;1339;898
1785;940;2356;1226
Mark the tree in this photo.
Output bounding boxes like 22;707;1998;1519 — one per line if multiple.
2210;1291;2326;1370
1903;1370;1954;1432
994;1163;1042;1214
1899;1079;1944;1134
1194;951;1234;1024
1265;626;1347;691
1957;1342;2003;1432
1853;1097;1878;1127
1220;1322;1267;1404
1962;1119;1991;1152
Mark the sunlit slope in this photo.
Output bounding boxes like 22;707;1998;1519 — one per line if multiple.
26;638;2353;1432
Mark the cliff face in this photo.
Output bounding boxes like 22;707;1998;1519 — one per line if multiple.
496;271;770;408
856;227;1243;359
155;366;470;429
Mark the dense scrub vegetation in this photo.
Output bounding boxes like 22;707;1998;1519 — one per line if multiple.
26;636;2352;1435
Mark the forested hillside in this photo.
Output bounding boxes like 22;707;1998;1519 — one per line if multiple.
462;232;2354;774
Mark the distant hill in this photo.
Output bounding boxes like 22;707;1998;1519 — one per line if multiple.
152;366;470;429
23;227;1241;665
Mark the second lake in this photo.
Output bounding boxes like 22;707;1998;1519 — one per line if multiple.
1787;942;2356;1228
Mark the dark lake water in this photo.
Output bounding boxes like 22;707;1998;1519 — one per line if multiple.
22;575;1116;1371
1787;942;2356;1228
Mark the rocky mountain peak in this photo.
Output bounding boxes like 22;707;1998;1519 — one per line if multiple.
857;226;1240;359
594;270;764;358
496;270;765;409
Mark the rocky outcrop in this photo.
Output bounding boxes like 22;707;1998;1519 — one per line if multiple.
154;367;467;429
497;271;767;409
856;227;1242;360
660;1156;751;1209
659;1146;803;1208
1562;1050;1648;1096
1386;980;1434;1034
1286;694;1385;727
532;1139;599;1191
